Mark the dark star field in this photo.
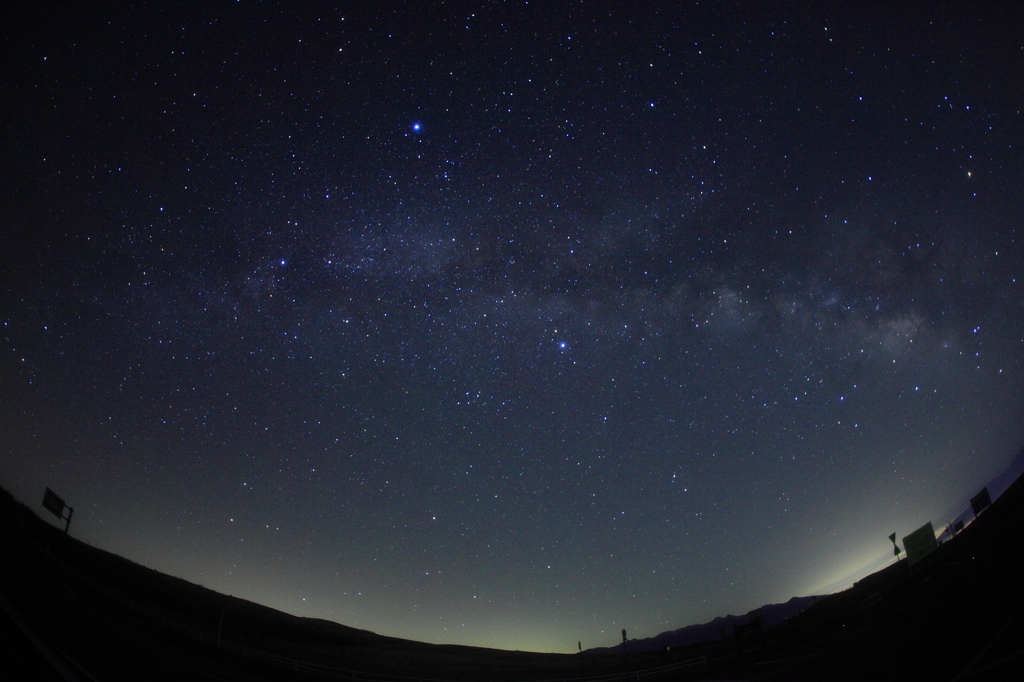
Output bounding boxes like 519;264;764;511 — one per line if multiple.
2;2;1023;653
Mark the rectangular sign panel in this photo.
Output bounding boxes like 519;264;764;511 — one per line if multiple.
971;487;991;516
902;522;938;565
42;487;65;519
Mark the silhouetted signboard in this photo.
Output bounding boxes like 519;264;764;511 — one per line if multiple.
971;487;991;517
41;487;74;533
888;532;902;557
42;487;65;518
902;522;938;565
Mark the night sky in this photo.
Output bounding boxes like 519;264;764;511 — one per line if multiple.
3;2;1023;654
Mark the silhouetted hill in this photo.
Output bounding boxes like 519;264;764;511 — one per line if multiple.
2;446;1023;680
584;595;819;655
0;486;620;680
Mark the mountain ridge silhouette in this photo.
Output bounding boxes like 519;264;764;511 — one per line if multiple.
582;594;818;655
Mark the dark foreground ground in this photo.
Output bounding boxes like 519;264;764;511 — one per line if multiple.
2;472;1023;681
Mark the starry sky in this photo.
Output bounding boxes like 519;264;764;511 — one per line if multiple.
2;1;1023;654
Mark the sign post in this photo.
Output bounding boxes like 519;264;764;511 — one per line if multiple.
888;532;901;560
622;629;630;681
42;488;74;534
971;488;991;518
